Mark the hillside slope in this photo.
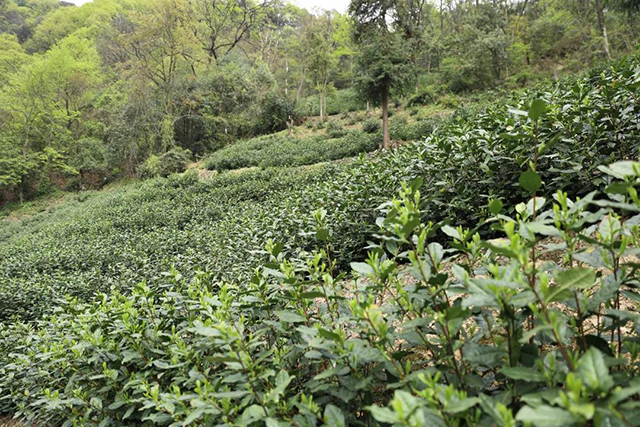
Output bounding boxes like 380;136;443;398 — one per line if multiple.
0;56;639;427
0;57;638;322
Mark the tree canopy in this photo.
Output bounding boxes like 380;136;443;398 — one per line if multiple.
0;0;637;202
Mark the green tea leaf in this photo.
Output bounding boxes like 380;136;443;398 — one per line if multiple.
367;405;399;423
499;367;545;382
441;225;461;240
577;348;614;393
519;170;541;193
324;404;346;427
350;262;374;276
489;199;503;215
528;99;547;121
516;405;576;426
275;311;306;323
547;267;595;302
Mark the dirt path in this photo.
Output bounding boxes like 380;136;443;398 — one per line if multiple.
0;416;27;426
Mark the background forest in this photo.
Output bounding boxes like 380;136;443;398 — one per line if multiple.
0;0;637;204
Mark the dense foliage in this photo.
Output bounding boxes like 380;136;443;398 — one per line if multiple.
139;148;193;179
204;128;380;172
1;0;637;202
0;166;333;321
312;56;640;270
4;156;640;425
0;55;637;324
1;0;639;425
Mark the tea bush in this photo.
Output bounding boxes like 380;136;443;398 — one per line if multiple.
389;117;442;142
3;159;640;426
204;131;380;172
0;166;334;321
326;120;348;139
362;119;381;134
317;56;640;267
0;56;637;328
406;86;438;107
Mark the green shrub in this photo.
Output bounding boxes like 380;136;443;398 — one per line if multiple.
139;147;192;179
389;117;443;142
0;166;333;321
204;130;380;172
326;120;347;138
438;93;460;109
1;56;638;328
1;61;640;427
362;119;380;134
298;88;365;117
254;93;296;135
406;86;438;106
139;154;161;178
308;56;640;270
203;134;277;171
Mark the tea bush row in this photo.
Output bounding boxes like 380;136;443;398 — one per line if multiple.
0;56;637;324
3;160;640;426
0;167;334;321
204;131;380;172
318;56;640;266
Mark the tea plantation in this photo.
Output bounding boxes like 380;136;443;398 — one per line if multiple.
0;57;639;426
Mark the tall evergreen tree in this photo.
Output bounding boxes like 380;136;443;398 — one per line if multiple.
349;0;413;150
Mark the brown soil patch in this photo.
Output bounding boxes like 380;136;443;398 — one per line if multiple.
0;416;28;426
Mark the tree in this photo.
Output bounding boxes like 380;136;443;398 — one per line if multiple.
306;12;337;122
354;32;412;150
281;8;313;105
186;0;271;63
395;0;434;92
25;0;121;52
0;30;102;198
44;31;102;138
114;0;201;154
0;34;31;86
350;0;413;150
329;13;355;88
595;0;611;60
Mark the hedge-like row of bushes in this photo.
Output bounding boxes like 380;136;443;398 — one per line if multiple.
0;57;637;327
3;159;640;426
204;131;381;172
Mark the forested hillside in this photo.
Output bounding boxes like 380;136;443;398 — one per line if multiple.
1;0;640;426
1;0;638;203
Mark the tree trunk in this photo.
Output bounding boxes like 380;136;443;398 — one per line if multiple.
296;68;305;105
285;56;289;96
321;76;328;121
381;85;390;150
595;0;611;60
